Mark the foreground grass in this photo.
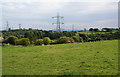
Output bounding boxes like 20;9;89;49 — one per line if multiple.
2;40;118;75
0;46;2;76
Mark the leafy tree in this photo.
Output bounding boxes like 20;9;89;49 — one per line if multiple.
1;28;120;45
35;39;43;45
95;37;102;41
43;37;51;45
17;38;30;46
89;28;99;32
79;36;84;42
6;36;18;45
72;36;79;42
24;32;34;41
88;34;96;41
69;37;75;43
101;28;112;32
79;34;89;42
63;31;75;37
89;28;94;32
76;34;83;42
94;28;99;32
72;35;83;42
51;40;57;44
57;36;75;44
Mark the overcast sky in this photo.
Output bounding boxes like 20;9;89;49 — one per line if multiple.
0;0;119;30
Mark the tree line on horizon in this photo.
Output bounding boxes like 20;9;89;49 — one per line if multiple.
1;28;120;46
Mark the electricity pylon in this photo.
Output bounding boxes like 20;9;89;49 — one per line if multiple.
6;21;9;31
72;25;74;31
52;12;64;32
19;24;21;29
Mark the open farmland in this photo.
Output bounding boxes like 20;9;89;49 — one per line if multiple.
2;40;118;75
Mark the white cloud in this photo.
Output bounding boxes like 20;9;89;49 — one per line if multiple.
77;2;117;15
2;2;67;19
0;3;2;30
1;1;118;30
2;0;120;2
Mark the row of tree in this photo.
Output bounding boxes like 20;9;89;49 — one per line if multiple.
1;28;120;46
89;28;119;32
2;29;76;42
2;36;76;46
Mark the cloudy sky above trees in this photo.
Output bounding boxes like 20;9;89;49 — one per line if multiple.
0;0;119;30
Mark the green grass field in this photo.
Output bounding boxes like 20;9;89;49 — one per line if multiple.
0;46;2;76
2;40;118;75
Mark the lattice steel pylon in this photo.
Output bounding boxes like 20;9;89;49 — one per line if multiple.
19;24;21;29
52;12;64;32
6;21;9;31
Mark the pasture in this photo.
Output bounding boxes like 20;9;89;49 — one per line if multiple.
2;40;118;75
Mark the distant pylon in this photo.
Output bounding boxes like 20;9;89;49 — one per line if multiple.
6;21;9;31
72;25;74;31
52;12;64;32
19;24;21;29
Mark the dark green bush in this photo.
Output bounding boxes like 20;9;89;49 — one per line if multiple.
6;36;18;45
35;39;43;45
79;34;89;42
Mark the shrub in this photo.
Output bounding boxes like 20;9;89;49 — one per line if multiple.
72;36;79;42
43;37;51;45
35;39;43;45
2;43;11;46
69;37;75;43
17;38;30;46
31;41;34;45
6;36;18;45
79;34;89;42
79;36;84;42
51;40;57;44
16;40;21;45
57;36;75;44
95;37;102;41
57;36;69;44
72;36;83;42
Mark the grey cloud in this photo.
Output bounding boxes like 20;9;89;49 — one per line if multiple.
2;2;118;30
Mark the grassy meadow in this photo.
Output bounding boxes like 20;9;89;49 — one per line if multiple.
2;40;118;75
